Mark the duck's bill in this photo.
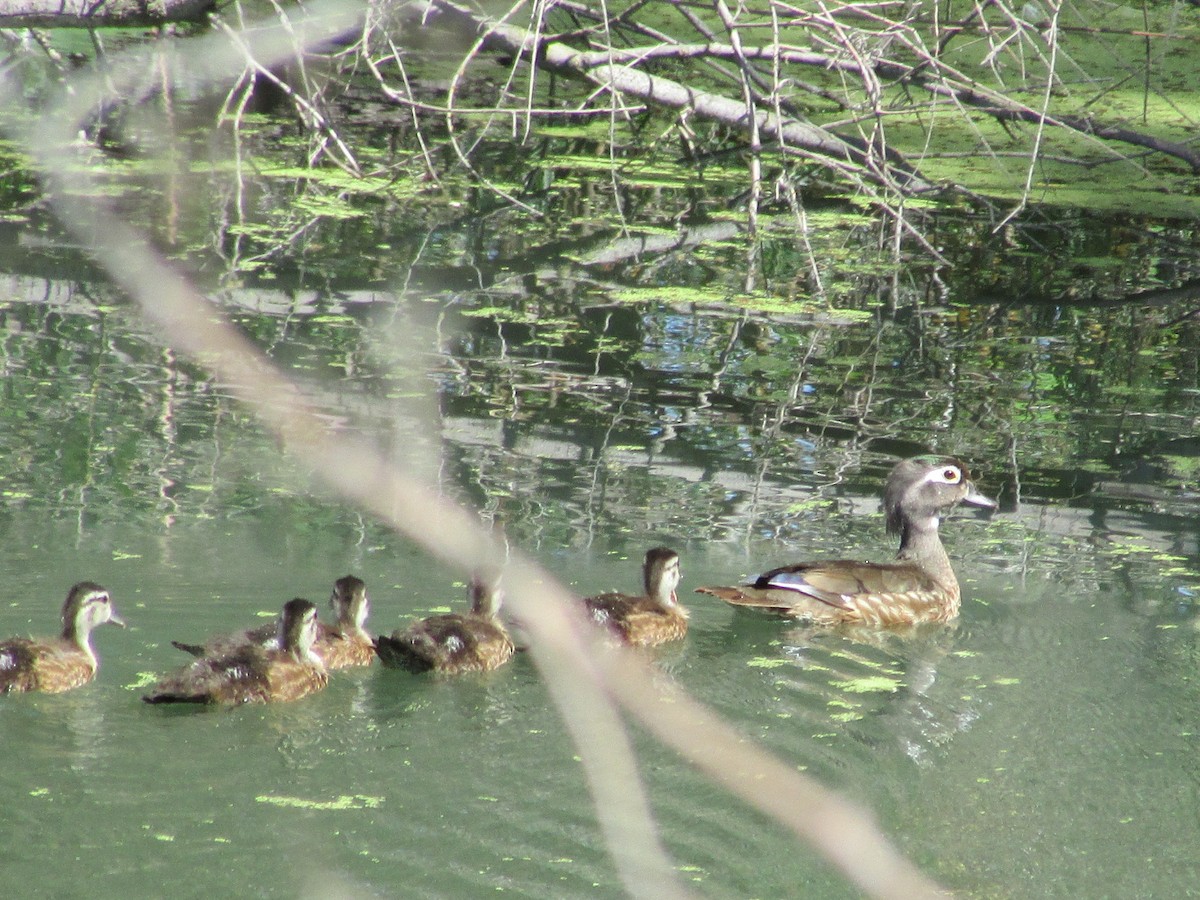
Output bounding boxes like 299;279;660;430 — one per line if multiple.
963;484;998;510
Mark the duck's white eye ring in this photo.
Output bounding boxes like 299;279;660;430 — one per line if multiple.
940;466;961;483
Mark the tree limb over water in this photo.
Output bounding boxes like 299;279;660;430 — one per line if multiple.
19;0;1197;211
408;0;932;194
372;0;1200;214
0;0;213;28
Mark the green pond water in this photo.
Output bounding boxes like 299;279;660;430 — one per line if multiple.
0;202;1198;900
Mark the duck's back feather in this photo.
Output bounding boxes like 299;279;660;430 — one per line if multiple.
584;593;689;647
144;646;328;705
697;559;957;626
0;637;95;694
375;614;513;674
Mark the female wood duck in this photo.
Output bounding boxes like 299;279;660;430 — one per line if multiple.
696;457;997;626
0;582;125;694
374;574;514;674
583;547;687;647
144;598;328;705
170;575;374;669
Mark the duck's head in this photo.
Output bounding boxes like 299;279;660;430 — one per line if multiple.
279;598;321;660
884;457;997;536
61;582;125;643
330;575;368;630
642;546;682;607
469;571;504;620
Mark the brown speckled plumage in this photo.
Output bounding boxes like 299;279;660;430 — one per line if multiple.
144;598;328;705
583;547;687;647
171;575;375;670
0;582;125;695
696;457;997;626
374;575;514;675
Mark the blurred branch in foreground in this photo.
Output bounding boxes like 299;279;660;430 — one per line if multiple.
1;1;945;897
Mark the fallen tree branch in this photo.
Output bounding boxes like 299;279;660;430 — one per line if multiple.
523;37;1200;174
0;0;214;28
413;0;934;194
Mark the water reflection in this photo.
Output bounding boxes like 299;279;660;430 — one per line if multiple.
1;229;1199;896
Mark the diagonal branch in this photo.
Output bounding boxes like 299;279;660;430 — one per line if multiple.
4;3;948;897
416;0;934;193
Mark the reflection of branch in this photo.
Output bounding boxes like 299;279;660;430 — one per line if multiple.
12;3;944;897
979;277;1200;311
212;12;361;175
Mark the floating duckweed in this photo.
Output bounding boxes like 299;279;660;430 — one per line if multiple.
827;699;860;710
746;657;790;668
829;711;864;723
256;794;384;811
126;672;161;690
828;675;903;693
309;314;354;325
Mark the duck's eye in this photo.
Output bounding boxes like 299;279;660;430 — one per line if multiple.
941;467;961;483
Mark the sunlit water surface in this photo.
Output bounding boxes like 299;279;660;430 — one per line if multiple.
3;512;1198;898
1;228;1199;898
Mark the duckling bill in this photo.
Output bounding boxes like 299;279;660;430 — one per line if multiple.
697;457;997;626
0;582;124;694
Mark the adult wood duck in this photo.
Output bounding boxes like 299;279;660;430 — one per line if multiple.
696;457;997;626
374;574;514;674
583;547;688;647
0;582;125;694
170;575;375;669
144;598;328;705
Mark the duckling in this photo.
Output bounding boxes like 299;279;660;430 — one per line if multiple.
696;456;998;626
314;575;374;668
374;574;514;674
144;598;328;705
583;547;687;647
170;575;374;669
0;582;125;694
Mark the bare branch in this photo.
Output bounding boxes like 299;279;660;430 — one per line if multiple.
413;0;932;192
0;0;214;28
